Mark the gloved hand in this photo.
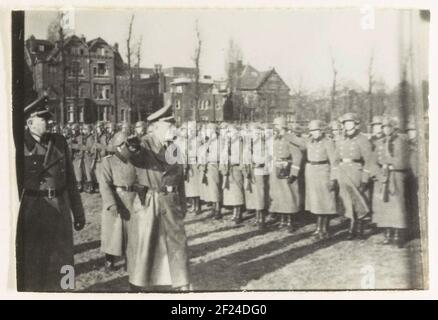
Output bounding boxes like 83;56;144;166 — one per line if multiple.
358;182;368;193
327;179;337;192
74;216;85;231
126;135;141;153
108;205;119;218
287;175;297;184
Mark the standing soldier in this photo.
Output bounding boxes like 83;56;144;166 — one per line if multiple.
177;122;201;214
200;122;222;219
333;113;372;240
302;120;337;239
369;116;385;228
17;96;85;291
121;122;132;136
70;123;85;192
329;120;343;143
81;124;96;193
269;116;303;232
372;117;410;247
105;122;117;155
406;117;419;239
243;122;270;230
99;132;137;271
125;104;191;291
93;121;107;186
221;123;245;224
134;121;147;139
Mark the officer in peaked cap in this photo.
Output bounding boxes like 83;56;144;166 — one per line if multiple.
125;102;191;291
17;96;85;291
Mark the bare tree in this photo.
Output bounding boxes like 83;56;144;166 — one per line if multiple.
225;38;243;91
329;47;337;122
367;51;374;126
126;14;135;123
192;19;202;122
135;35;143;120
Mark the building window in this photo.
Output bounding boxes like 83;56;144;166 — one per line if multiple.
49;65;57;74
95;62;108;77
215;101;222;110
121;109;125;122
80;49;84;55
79;87;84;98
204;100;210;110
94;84;112;100
67;104;75;123
175;100;181;110
176;85;183;93
79;107;84;123
38;45;44;52
68;61;84;77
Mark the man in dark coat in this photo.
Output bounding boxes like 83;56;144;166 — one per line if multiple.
16;96;85;292
125;104;190;291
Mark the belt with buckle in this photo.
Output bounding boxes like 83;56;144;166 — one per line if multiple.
307;160;329;165
113;185;135;192
341;158;363;164
25;187;65;199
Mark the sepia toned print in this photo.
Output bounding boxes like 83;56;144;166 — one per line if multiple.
12;7;428;292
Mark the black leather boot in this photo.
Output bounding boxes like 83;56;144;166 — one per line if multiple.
382;228;392;245
214;205;223;220
287;216;296;233
312;216;322;236
235;207;243;224
258;210;266;231
194;198;202;215
346;219;356;240
320;216;330;240
394;229;405;248
356;220;365;239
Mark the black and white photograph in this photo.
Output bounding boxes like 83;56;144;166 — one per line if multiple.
7;4;430;294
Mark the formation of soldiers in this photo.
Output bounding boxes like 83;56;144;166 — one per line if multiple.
20;94;419;292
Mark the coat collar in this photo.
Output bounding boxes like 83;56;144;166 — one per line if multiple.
24;129;50;151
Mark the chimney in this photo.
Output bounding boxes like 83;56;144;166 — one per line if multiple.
154;64;162;74
80;34;86;43
114;42;119;52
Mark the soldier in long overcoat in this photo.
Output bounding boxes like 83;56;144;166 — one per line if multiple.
125;105;190;291
176;122;201;214
372;117;410;247
303;120;337;239
16;97;85;292
199;122;222;219
220;123;245;223
333;113;372;240
242;122;270;230
99;132;137;270
81;124;96;193
70;123;85;192
269;116;303;232
369;116;386;232
93;121;108;186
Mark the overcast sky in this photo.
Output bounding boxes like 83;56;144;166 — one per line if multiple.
25;8;427;92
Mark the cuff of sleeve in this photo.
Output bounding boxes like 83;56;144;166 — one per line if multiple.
290;165;300;176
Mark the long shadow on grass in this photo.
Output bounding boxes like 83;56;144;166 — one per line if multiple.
190;221;348;291
187;224;244;241
74;240;101;254
184;210;233;225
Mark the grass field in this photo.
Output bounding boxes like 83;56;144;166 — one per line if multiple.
74;193;424;292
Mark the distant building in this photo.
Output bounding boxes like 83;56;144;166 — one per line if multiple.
25;35;124;124
163;76;227;125
229;62;291;122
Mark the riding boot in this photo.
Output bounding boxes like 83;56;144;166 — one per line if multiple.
287;215;296;233
312;216;322;236
320;216;330;239
258;210;266;231
278;214;285;229
235;206;243;224
393;228;405;248
77;181;83;193
346;219;357;240
382;228;392;245
194;198;202;215
357;219;365;239
214;204;223;220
